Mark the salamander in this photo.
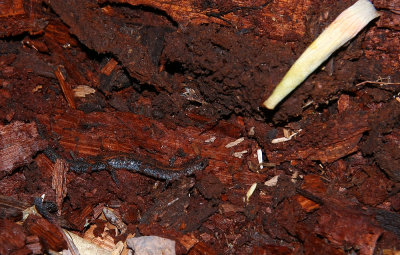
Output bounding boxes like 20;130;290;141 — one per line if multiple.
44;148;208;182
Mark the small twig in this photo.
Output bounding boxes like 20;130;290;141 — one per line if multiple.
295;188;324;205
52;159;68;216
355;81;400;87
390;9;400;15
55;65;76;109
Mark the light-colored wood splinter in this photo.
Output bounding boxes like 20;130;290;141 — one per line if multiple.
263;0;379;110
52;159;68;216
100;58;118;76
55;65;77;109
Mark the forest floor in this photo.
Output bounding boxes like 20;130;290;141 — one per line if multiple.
1;0;400;254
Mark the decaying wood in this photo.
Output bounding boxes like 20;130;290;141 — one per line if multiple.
0;194;30;211
52;159;68;216
0;121;47;178
24;215;68;252
0;195;30;221
49;0;166;86
265;110;369;164
1;0;400;253
35;153;55;178
55;66;77;109
316;206;383;255
0;0;24;17
67;204;94;231
0;0;47;37
99;0;312;40
26;235;43;255
0;219;26;254
36;109;265;185
188;242;218;255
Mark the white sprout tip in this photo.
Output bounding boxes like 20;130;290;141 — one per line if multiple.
257;149;263;169
246;183;258;203
263;0;379;110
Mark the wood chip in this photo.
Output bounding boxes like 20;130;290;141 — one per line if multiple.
73;85;96;98
52;159;68;216
101;58;118;76
24;215;67;252
55;65;76;109
232;150;248;158
0;121;47;177
225;137;245;148
264;175;279;187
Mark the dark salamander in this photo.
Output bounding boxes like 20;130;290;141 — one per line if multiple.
68;155;207;182
105;156;208;181
45;147;208;181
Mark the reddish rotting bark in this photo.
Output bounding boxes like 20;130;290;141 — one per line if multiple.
1;0;400;254
0;122;47;178
24;215;67;252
